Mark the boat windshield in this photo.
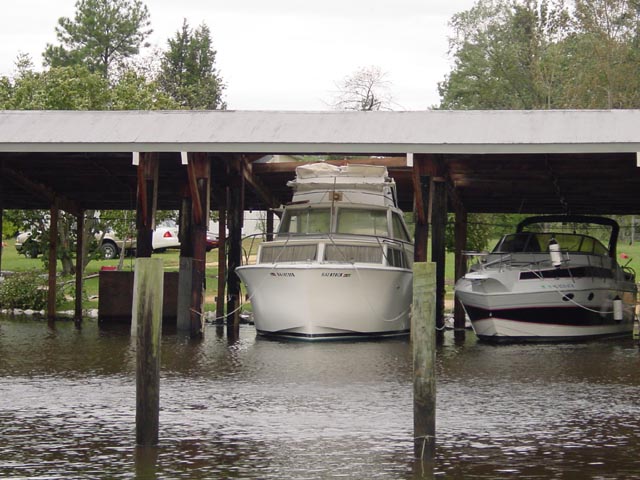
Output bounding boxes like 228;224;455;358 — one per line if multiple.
493;232;608;255
336;208;389;236
279;207;331;234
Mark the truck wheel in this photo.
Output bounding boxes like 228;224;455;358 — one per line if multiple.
100;241;119;260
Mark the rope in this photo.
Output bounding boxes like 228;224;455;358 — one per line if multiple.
521;261;622;315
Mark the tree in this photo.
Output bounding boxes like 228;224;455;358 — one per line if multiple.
439;0;640;110
330;65;395;111
439;0;571;110
0;57;177;275
43;0;152;78
158;20;226;109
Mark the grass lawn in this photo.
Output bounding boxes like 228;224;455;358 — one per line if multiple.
3;234;640;313
0;237;263;314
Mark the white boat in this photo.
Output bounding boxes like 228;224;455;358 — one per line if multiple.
236;163;414;340
455;215;637;342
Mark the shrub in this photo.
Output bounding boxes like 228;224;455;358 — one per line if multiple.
0;270;65;310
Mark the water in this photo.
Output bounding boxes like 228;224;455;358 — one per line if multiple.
1;317;639;479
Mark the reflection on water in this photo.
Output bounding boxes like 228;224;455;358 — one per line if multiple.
1;316;639;478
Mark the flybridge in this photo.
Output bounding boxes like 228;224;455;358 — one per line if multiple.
286;163;397;207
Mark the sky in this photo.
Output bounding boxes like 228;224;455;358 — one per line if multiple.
0;0;477;111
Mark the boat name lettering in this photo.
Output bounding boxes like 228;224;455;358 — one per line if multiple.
321;272;352;278
270;272;295;277
541;283;575;289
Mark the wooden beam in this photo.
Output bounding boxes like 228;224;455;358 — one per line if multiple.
135;153;159;258
266;210;274;241
216;205;227;323
188;153;210;338
134;257;164;447
453;202;468;334
240;155;280;209
0;184;3;275
227;159;244;337
412;156;431;262
75;211;84;320
0;206;3;275
3;166;81;216
251;157;409;174
48;205;59;320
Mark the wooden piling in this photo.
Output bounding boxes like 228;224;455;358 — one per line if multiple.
430;179;447;334
413;261;437;460
47;205;59;320
0;204;3;275
216;205;227;323
226;160;244;336
74;211;84;320
453;205;468;334
134;257;164;447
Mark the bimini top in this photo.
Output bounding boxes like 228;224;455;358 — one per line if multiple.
287;163;397;207
516;214;619;258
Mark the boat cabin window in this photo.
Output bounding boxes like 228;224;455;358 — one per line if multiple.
336;208;389;236
391;212;411;242
494;232;609;255
279;207;331;234
493;233;541;253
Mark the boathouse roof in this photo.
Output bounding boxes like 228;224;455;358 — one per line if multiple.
1;109;639;214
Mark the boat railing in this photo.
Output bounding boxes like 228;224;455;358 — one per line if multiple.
239;232;413;268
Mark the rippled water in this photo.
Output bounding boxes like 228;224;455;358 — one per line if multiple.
1;316;639;479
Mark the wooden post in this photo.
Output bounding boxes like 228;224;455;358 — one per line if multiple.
453;204;468;334
134;257;164;447
136;153;159;258
430;179;447;333
413;262;437;460
74;210;85;320
412;159;430;262
0;176;3;274
0;203;3;275
48;205;59;320
266;210;274;241
227;159;244;336
188;153;210;338
216;205;227;323
177;193;193;332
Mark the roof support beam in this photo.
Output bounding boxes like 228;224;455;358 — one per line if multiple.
2;165;81;216
135;152;159;258
240;155;280;209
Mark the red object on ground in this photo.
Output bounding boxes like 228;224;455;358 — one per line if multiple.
101;266;118;271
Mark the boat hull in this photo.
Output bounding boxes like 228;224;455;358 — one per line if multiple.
456;278;636;343
236;263;412;340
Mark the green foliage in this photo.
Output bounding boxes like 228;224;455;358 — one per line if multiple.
6;65;110;110
158;19;225;109
2;215;18;239
43;0;152;78
109;70;177;109
440;0;640;110
0;271;65;310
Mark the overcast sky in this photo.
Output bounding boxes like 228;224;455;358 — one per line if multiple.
0;0;477;110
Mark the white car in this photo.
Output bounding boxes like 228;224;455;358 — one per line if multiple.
15;230;127;260
150;220;181;252
15;221;181;260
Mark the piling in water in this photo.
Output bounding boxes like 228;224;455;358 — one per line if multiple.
134;258;164;446
412;262;436;460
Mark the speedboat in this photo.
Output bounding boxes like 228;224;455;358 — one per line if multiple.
455;215;637;342
236;163;413;340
